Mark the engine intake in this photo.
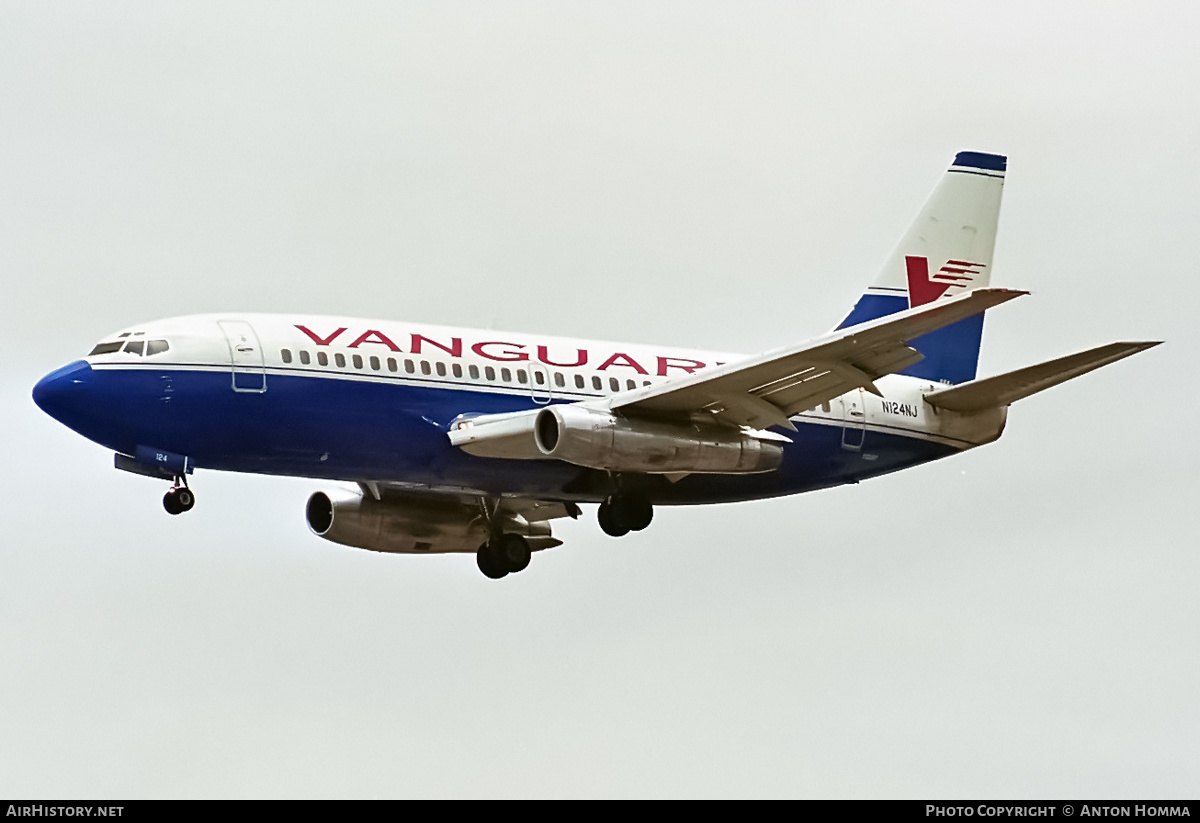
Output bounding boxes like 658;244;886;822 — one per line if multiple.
533;405;783;474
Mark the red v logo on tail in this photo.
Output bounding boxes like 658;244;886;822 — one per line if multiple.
905;256;952;308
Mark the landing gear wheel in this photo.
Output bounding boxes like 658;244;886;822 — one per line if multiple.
598;494;652;536
495;533;532;573
163;489;184;515
614;494;652;532
163;482;196;516
598;497;631;537
476;543;508;579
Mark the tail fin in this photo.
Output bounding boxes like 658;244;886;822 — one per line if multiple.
837;151;1006;384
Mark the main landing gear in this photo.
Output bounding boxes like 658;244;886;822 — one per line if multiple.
597;493;653;537
476;533;532;580
163;477;196;515
474;497;534;580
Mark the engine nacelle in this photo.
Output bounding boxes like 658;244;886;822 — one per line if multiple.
306;490;554;554
533;405;784;474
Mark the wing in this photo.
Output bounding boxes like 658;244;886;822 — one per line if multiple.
610;287;1027;430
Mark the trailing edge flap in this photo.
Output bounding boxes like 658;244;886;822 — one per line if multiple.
367;481;580;526
502;497;582;522
923;341;1162;412
611;288;1026;430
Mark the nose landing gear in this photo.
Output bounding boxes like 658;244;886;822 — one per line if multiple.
163;477;196;515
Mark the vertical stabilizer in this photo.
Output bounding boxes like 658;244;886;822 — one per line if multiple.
837;151;1006;384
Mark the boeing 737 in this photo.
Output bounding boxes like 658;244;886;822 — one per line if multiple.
32;152;1159;578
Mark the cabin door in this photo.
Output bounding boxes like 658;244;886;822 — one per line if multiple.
840;389;866;451
218;320;267;393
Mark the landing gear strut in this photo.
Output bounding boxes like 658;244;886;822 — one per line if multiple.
597;493;653;537
163;476;195;515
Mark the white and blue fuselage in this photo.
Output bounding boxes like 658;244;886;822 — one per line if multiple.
34;313;1004;506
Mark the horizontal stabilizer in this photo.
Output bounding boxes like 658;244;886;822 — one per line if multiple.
923;341;1162;412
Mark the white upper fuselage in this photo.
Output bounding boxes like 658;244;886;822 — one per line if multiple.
82;312;1006;454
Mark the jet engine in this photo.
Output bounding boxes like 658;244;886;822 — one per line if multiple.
533;405;784;474
305;489;556;554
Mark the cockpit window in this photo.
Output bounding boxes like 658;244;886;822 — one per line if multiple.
88;342;123;355
89;338;170;356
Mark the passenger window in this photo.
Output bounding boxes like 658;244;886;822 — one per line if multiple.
501;368;512;382
517;369;528;384
421;361;431;376
405;359;415;374
609;377;619;392
300;351;311;365
592;376;602;391
335;353;346;368
281;349;293;364
534;372;545;385
123;340;145;356
469;365;480;380
485;366;496;381
554;373;565;388
436;362;447;377
574;374;584;389
370;356;380;371
351;354;363;369
452;363;462;378
388;358;397;372
317;352;328;366
146;340;169;356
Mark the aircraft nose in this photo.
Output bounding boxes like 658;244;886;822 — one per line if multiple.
32;360;94;423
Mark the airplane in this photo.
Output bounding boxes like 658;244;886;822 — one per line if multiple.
32;151;1159;579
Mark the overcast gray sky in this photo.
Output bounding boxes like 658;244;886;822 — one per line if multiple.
2;1;1197;798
